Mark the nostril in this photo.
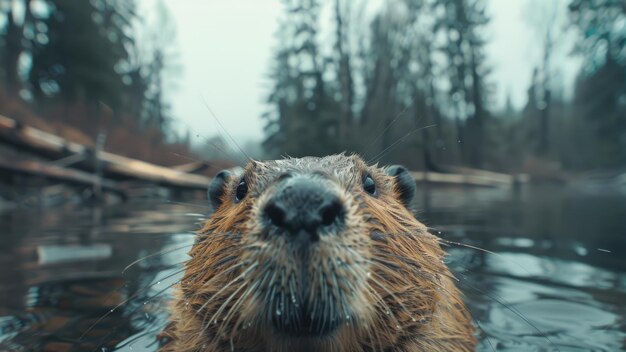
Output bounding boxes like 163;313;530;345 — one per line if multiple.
265;202;287;228
320;200;343;227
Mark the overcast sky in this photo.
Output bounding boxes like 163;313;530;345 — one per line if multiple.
140;0;581;143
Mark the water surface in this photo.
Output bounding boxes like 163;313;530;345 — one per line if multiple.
0;184;624;351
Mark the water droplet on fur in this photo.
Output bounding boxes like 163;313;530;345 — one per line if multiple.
366;272;371;278
386;310;391;315
157;281;161;285
411;317;417;322
396;324;401;330
109;309;115;313
145;313;150;319
276;309;282;316
346;315;351;320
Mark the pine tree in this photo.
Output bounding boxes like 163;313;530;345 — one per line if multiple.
569;0;626;167
263;0;341;157
28;0;134;109
434;0;491;167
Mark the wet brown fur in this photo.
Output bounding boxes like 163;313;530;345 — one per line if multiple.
160;154;476;351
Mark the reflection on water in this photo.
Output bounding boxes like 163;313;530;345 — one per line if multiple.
419;185;626;351
0;184;624;351
0;204;198;351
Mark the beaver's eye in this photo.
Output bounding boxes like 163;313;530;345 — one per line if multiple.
363;175;376;195
235;181;248;201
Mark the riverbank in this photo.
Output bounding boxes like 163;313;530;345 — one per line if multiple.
0;115;232;209
3;114;622;209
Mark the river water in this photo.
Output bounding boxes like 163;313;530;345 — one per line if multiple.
0;183;624;351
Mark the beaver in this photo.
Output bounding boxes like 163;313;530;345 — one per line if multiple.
160;154;476;351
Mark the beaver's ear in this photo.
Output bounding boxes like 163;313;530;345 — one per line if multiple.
386;165;416;208
208;170;232;210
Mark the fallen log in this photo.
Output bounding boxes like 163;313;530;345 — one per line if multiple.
411;170;522;188
100;152;210;188
0;155;122;193
171;161;211;174
0;115;211;189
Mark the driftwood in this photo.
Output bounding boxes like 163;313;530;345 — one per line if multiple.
171;161;211;174
0;155;122;193
0;114;210;190
102;152;209;188
411;170;526;188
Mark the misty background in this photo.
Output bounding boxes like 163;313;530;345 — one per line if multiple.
1;2;626;351
1;0;625;174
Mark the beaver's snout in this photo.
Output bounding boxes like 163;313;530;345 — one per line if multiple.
263;175;345;243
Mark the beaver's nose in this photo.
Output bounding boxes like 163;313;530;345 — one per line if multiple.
263;176;344;242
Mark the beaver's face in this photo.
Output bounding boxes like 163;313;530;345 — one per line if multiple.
186;154;436;349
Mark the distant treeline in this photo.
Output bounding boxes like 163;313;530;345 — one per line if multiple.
263;0;626;172
0;0;188;165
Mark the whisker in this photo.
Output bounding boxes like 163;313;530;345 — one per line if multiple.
170;151;206;163
87;276;184;352
171;113;242;162
200;137;241;162
456;272;558;350
202;274;251;342
474;319;496;352
432;228;537;279
79;267;186;341
368;124;436;164
231;268;272;338
113;325;165;351
362;92;422;160
122;243;195;274
219;278;260;341
197;262;258;336
201;95;251;161
363;262;420;319
341;245;415;319
165;199;211;209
